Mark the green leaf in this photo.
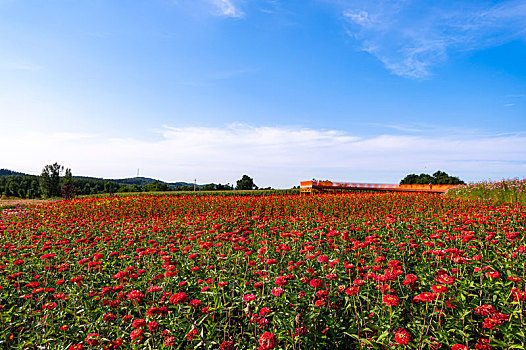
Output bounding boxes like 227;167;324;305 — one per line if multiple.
376;330;389;343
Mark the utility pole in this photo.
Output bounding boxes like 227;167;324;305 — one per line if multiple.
194;179;196;192
137;168;139;177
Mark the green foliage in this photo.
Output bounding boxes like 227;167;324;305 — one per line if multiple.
2;168;263;198
143;180;169;192
236;175;258;190
0;169;27;176
400;171;464;185
62;168;72;186
39;163;64;197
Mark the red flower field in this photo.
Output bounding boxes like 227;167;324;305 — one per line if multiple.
0;192;525;349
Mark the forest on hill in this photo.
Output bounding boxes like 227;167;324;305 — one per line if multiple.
0;166;236;199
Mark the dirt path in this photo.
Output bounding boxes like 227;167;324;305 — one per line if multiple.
0;198;54;208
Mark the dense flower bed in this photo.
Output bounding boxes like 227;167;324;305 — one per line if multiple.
0;193;525;349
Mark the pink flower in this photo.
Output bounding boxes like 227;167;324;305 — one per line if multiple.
243;293;256;302
271;287;283;296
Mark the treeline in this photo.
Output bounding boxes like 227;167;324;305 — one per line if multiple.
0;166;260;199
0;174;235;199
0;175;41;198
400;171;465;185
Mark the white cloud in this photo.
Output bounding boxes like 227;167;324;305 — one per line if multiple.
1;124;525;188
341;0;526;78
212;0;244;18
343;10;370;26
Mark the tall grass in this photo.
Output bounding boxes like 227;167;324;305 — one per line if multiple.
447;177;526;205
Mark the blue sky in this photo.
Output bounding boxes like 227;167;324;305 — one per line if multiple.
1;0;525;188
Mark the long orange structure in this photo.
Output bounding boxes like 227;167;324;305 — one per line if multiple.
300;180;458;194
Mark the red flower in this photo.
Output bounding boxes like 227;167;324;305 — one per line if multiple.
474;304;496;316
387;260;401;269
475;338;490;350
165;336;176;346
309;279;323;288
435;274;454;285
85;333;100;346
275;276;288;286
130;328;143;341
395;329;410;345
345;287;359;295
382;294;399;306
127;290;145;302
451;345;468;350
317;255;329;263
169;292;188;305
42;302;57;310
148;321;159;331
259;332;278;350
431;285;448;293
220;341;235;350
260;307;271;316
413;292;438;303
111;339;124;348
186;328;197;341
243;293;256;302
189;299;202;308
132;319;146;328
104;313;117;322
485;271;500;279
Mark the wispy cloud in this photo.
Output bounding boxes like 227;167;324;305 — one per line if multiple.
341;0;526;78
212;0;244;18
1;124;525;187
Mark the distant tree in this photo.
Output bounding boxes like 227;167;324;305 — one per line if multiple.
129;185;141;192
40;163;64;197
215;183;232;191
203;183;216;191
236;175;258;190
400;174;419;185
144;180;169;192
29;180;40;198
400;171;465;185
6;181;18;197
418;173;435;184
60;168;77;199
83;183;91;195
62;168;72;186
